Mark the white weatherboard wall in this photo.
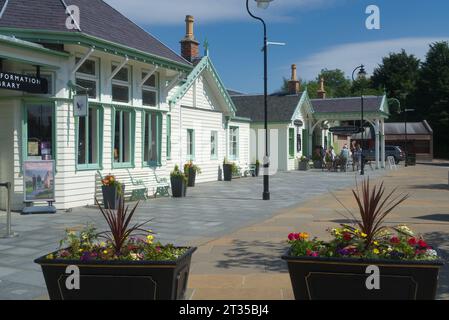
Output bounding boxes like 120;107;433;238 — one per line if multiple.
168;74;230;183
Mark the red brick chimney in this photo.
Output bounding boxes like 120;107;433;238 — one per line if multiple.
287;64;301;95
180;15;200;63
317;77;326;99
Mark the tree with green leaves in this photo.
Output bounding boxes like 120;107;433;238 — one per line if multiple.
371;50;420;120
317;69;352;98
416;41;449;158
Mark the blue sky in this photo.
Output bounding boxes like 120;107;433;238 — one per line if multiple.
105;0;449;94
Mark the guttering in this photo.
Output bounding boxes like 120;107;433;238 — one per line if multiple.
0;28;193;73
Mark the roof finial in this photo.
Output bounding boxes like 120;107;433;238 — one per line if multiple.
203;38;209;56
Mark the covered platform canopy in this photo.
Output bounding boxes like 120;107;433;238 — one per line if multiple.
304;94;390;169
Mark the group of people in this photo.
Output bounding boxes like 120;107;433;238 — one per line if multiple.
314;141;363;172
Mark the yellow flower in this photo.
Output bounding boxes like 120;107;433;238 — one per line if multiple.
46;253;54;259
103;250;108;254
361;232;367;238
373;248;380;254
373;241;379;246
78;248;83;252
146;235;154;243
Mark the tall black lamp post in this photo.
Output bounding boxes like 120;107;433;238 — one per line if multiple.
390;98;415;167
246;0;273;200
352;65;367;175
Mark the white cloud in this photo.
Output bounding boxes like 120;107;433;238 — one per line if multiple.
104;0;339;25
298;37;449;81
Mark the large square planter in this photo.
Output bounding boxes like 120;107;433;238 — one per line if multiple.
298;161;309;171
223;164;233;181
282;249;443;300
186;168;196;187
101;185;124;210
171;177;186;198
34;247;196;300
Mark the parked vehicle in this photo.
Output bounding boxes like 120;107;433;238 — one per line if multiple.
363;145;404;164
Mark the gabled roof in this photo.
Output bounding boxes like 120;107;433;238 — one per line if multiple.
168;56;236;116
385;121;433;135
232;93;304;123
0;0;189;67
310;96;385;113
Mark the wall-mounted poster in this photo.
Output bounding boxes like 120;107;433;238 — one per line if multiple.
23;160;55;202
73;94;88;117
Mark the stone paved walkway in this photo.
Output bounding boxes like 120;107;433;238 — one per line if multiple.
186;163;449;300
0;164;448;299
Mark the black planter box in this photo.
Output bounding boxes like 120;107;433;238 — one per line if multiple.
171;176;186;197
223;164;233;181
34;247;196;300
187;168;196;187
255;163;260;177
298;161;309;171
313;160;323;169
101;185;124;210
282;249;443;300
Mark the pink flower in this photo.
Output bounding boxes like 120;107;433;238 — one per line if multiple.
288;233;296;241
390;236;400;244
311;252;319;257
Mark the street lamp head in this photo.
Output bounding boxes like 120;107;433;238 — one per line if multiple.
357;65;367;80
255;0;274;9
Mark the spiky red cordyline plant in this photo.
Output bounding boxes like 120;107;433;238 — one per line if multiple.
95;197;152;255
334;178;409;249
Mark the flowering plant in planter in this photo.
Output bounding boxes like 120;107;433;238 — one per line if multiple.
47;201;187;261
184;161;202;187
101;174;123;209
222;158;238;181
170;165;187;197
35;198;196;300
282;178;443;300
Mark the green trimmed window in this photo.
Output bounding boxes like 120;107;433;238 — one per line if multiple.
166;114;171;160
75;57;98;99
142;111;162;166
112;64;131;103
76;106;102;169
211;131;218;159
289;128;295;158
187;129;195;160
142;71;158;107
229;126;239;160
113;109;134;166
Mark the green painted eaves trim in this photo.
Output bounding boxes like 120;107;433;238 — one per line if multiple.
0;28;192;73
0;34;70;58
230;116;252;123
168;56;236;115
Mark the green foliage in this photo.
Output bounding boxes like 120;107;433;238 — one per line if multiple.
416;41;449;157
170;165;187;182
318;69;352;97
184;161;202;176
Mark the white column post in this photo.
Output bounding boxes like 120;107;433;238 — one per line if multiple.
375;119;380;169
381;119;386;168
308;120;313;156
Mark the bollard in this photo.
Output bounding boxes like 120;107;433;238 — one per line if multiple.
0;182;18;238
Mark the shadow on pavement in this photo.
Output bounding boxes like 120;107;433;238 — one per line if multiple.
214;239;288;273
413;214;449;222
423;231;449;299
417;162;449;168
410;184;449;191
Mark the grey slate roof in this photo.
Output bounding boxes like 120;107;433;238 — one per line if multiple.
311;96;384;113
232;94;302;122
384;121;433;135
0;0;189;66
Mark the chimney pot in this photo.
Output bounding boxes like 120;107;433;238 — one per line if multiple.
287;64;300;95
180;15;200;63
317;77;326;99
